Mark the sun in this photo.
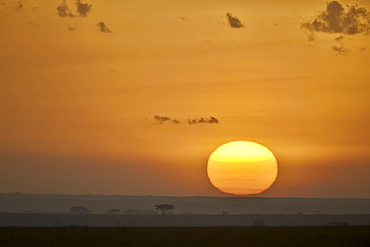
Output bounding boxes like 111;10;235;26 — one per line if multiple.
207;141;278;195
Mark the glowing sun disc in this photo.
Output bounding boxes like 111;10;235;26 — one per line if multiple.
207;141;278;195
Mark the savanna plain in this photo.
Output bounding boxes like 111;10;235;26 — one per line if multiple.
1;226;370;247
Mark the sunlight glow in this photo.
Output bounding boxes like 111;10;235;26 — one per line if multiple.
207;141;278;195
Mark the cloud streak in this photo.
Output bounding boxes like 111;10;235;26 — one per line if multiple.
151;115;219;125
188;116;219;125
226;12;244;28
153;115;180;125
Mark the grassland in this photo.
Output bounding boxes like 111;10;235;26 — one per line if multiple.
0;226;369;247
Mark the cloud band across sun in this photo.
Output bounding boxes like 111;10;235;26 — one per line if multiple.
149;115;220;125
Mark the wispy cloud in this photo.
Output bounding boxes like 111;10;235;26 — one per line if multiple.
15;0;22;10
332;35;351;56
0;0;23;11
226;12;244;29
98;22;112;33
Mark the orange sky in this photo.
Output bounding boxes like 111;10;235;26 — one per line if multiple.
0;0;369;198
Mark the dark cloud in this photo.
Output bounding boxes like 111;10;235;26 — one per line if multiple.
154;115;170;124
301;1;370;35
98;22;112;33
226;12;244;28
188;116;219;125
57;0;91;18
151;115;219;125
172;119;180;124
301;1;369;55
153;115;180;124
334;35;345;42
75;0;92;17
57;0;76;17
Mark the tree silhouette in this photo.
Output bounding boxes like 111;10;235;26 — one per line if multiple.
155;204;175;218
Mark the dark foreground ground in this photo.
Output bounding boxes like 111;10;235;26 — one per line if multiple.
1;213;370;227
0;226;369;247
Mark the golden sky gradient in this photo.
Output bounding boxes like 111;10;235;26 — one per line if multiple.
0;0;369;197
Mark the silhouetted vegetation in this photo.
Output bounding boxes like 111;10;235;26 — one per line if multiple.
155;204;175;218
0;226;369;247
69;206;92;214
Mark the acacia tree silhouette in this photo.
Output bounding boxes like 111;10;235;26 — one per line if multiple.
155;204;175;218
